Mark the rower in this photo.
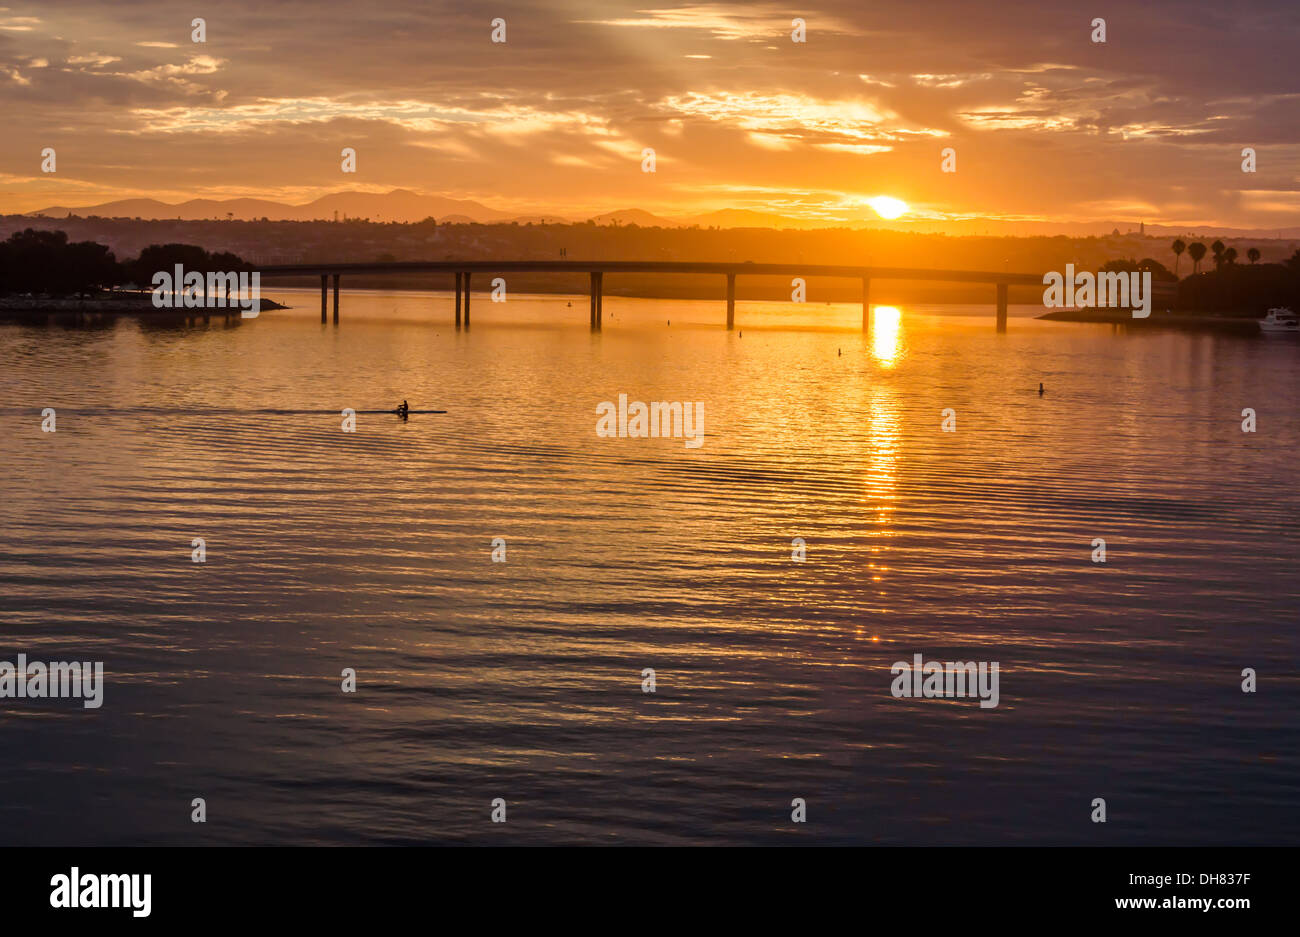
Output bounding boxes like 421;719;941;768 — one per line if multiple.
397;399;409;417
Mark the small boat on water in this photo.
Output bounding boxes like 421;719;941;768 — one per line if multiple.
1260;308;1299;333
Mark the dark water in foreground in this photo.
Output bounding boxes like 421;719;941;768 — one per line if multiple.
1;291;1297;845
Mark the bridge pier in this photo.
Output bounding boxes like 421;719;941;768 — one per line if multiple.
259;264;1044;331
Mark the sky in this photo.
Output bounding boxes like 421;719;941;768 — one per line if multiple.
0;0;1296;229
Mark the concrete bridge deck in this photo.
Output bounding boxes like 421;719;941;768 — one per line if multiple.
257;260;1048;331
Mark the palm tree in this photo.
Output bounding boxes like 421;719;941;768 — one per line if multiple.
1188;241;1207;273
1210;239;1225;269
1224;247;1238;264
1172;238;1186;275
1247;247;1261;264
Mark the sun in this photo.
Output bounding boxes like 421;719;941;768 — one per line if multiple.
866;196;908;220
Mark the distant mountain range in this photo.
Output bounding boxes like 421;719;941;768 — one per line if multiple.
26;189;799;229
29;189;518;225
24;188;1300;239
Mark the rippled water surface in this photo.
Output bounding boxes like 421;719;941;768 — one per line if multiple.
1;289;1297;845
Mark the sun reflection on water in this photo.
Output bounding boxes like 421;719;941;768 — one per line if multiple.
863;382;901;613
871;306;903;367
865;383;901;527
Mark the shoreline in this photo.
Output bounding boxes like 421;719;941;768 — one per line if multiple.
1037;308;1262;332
0;295;288;318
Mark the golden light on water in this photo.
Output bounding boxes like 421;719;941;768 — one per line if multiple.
871;305;902;367
865;383;901;532
866;196;908;219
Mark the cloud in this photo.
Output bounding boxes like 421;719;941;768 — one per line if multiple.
123;96;612;138
658;91;943;149
578;4;864;41
0;0;1295;228
0;13;38;31
911;73;992;88
67;53;121;67
123;54;222;81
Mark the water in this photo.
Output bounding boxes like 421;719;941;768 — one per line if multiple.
1;289;1296;845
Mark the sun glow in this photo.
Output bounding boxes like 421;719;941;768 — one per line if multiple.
866;196;908;220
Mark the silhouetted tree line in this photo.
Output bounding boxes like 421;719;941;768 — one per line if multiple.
128;243;252;287
1174;252;1300;315
0;229;119;295
1100;257;1179;281
1166;238;1300;313
0;229;249;296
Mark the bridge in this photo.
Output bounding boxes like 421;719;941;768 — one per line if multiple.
257;260;1047;332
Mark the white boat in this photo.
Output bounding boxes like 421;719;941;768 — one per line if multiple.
1260;308;1299;333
